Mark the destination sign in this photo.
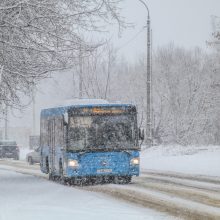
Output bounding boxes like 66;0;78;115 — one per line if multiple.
69;106;136;116
91;108;125;114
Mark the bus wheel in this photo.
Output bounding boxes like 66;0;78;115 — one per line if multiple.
49;172;54;181
48;170;58;181
71;178;82;186
45;158;49;174
114;176;132;184
59;163;68;185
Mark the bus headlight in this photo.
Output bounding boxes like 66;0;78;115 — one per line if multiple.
130;158;140;166
68;159;79;168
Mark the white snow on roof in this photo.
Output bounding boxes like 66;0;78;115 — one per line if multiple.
59;98;110;106
44;99;110;109
41;99;134;111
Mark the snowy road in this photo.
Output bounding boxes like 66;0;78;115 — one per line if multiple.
87;173;220;220
0;161;174;220
1;159;220;220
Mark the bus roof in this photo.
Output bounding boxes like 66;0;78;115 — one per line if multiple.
41;99;135;117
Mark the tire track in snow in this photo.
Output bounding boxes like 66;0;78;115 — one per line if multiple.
134;179;220;208
84;184;220;220
141;170;220;185
1;160;220;220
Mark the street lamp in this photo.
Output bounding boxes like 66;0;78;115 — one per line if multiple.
32;84;36;135
138;0;152;147
4;104;8;140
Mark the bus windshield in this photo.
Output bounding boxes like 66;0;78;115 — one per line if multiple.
67;114;136;152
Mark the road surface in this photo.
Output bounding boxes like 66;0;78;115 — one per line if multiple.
1;159;220;220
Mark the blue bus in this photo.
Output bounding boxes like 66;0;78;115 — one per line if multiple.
40;99;141;184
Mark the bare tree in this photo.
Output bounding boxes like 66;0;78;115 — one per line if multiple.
0;0;124;109
43;41;220;145
73;43;117;99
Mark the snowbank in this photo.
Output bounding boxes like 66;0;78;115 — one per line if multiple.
141;145;220;177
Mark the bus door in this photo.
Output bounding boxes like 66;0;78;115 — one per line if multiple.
49;119;55;172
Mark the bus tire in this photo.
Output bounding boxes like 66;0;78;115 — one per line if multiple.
49;172;54;181
114;176;132;184
59;162;68;185
45;157;49;174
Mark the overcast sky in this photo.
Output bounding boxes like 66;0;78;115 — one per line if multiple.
113;0;220;60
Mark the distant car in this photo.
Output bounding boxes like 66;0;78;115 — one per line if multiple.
0;140;19;160
26;147;40;165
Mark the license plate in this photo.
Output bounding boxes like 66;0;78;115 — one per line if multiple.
97;169;112;173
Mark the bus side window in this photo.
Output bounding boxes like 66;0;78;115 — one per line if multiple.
55;118;63;147
47;120;50;147
63;124;68;147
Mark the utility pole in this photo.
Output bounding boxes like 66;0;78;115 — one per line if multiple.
32;85;36;135
104;47;112;99
139;0;153;147
79;45;83;98
4;104;8;140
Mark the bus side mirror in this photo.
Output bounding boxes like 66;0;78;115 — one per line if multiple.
139;128;144;141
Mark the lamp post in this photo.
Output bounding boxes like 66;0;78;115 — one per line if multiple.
4;104;8;140
32;85;36;135
138;0;152;147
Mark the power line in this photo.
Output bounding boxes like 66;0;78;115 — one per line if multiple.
116;27;145;51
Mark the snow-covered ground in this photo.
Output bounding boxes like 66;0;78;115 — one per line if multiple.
2;145;220;220
141;145;220;177
0;169;175;220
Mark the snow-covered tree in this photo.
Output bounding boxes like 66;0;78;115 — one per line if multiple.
0;0;123;109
